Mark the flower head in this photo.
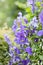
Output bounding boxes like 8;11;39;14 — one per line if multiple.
4;34;12;45
15;30;28;44
39;10;43;24
25;47;32;55
22;59;30;65
37;30;43;36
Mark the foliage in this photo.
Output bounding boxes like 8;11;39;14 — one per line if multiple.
0;35;10;65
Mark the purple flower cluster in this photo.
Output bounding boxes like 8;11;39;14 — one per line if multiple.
27;0;35;13
37;10;43;36
4;0;43;64
4;10;43;65
4;12;33;65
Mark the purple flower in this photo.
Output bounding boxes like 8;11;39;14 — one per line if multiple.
18;12;22;17
9;59;13;65
39;10;43;24
25;47;32;55
14;47;20;54
9;46;15;57
29;16;38;27
22;59;30;65
32;0;35;13
23;16;28;24
25;30;30;36
12;24;17;32
12;19;18;32
15;56;20;62
27;0;33;5
4;34;12;45
27;0;35;13
37;30;43;36
12;18;22;33
14;30;28;44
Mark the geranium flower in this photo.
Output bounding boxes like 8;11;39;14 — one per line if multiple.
39;10;43;24
37;30;43;36
25;47;32;55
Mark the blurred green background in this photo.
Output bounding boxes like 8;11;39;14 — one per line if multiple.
0;0;26;27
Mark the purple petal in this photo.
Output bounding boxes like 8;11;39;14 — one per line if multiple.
37;30;43;36
39;10;43;24
25;47;32;55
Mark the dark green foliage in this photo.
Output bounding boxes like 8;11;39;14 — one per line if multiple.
0;36;10;65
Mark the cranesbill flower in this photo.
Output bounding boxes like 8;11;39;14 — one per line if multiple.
12;17;22;33
14;47;20;54
15;56;20;62
22;59;30;65
37;30;43;36
9;59;13;65
25;47;32;55
18;12;22;17
23;16;28;24
27;0;33;5
4;34;12;45
39;10;43;24
14;30;28;44
29;16;38;27
27;0;35;13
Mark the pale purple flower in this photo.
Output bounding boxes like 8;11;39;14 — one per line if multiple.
4;34;12;45
25;47;32;55
32;0;35;13
14;47;20;54
15;56;20;62
23;16;28;24
29;16;38;27
18;12;22;16
27;0;33;5
39;10;43;24
9;59;13;65
12;19;17;32
37;30;43;36
14;30;28;44
27;0;35;13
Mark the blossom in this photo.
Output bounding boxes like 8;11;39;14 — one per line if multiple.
14;47;20;54
27;0;35;13
23;16;28;24
9;59;13;65
14;30;28;44
37;30;43;36
12;19;17;32
29;16;38;27
15;56;20;62
4;34;12;45
25;47;32;55
18;12;22;17
5;11;33;65
27;0;33;5
21;59;30;65
39;10;43;24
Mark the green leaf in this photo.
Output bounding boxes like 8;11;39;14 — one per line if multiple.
15;1;26;9
36;2;41;7
26;7;31;13
39;55;43;60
